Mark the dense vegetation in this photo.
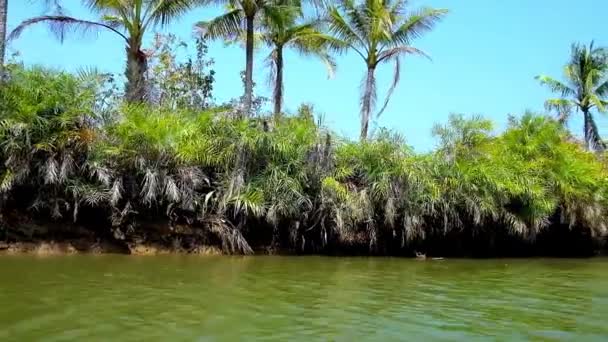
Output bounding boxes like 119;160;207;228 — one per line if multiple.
0;1;607;256
1;64;607;256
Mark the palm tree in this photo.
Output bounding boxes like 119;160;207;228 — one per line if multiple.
0;0;6;74
537;42;608;151
325;0;447;140
197;0;281;117
9;0;202;102
260;3;341;118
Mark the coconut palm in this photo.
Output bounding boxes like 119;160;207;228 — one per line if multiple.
259;3;342;118
9;0;203;102
0;0;6;74
196;0;276;117
197;0;316;117
325;0;447;140
537;42;608;151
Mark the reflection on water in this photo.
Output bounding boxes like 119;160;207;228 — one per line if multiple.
0;256;607;341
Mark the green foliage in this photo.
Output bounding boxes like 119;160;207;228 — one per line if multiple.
196;0;284;116
0;65;99;219
146;34;216;110
427;113;608;239
537;42;608;151
10;0;205;102
255;0;342;116
5;2;607;256
2;62;608;256
324;0;448;140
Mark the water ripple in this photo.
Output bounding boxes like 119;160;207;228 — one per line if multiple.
0;256;607;341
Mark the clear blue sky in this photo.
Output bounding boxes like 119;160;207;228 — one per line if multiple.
6;0;608;151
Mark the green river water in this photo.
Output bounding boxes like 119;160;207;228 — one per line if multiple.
0;256;607;341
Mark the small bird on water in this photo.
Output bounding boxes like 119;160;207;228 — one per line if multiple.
415;251;427;260
415;251;444;260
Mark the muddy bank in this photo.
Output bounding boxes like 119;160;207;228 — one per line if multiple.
1;211;606;257
0;240;223;256
0;216;224;256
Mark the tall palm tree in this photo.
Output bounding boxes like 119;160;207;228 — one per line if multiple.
9;0;202;102
260;3;341;117
537;42;608;151
325;0;447;140
197;0;284;117
0;0;6;74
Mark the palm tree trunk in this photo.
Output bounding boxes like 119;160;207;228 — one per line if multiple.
243;14;255;118
584;110;591;150
273;46;284;120
0;0;7;75
583;110;605;152
124;39;147;103
360;66;376;141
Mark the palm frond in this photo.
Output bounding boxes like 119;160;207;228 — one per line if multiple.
389;7;448;48
196;9;244;41
9;15;128;43
147;0;200;28
536;75;576;97
544;98;573;123
326;5;366;59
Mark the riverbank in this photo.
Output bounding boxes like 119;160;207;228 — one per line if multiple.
0;240;223;256
1;224;605;257
2;210;607;258
2;67;608;258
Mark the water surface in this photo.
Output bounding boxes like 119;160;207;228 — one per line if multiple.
1;256;607;341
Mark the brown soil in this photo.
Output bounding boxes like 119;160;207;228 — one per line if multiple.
0;239;222;256
127;243;222;256
0;238;129;255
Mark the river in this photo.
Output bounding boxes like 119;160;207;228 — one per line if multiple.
0;256;607;341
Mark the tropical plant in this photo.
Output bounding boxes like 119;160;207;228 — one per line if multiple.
196;0;282;117
0;0;7;74
537;42;608;151
321;131;415;249
9;0;204;102
197;0;319;117
325;0;447;140
146;33;216;110
0;66;100;222
432;113;493;163
3;65;608;256
492;113;608;239
259;1;341;118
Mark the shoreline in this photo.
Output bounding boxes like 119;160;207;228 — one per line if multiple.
2;211;605;259
0;240;224;256
1;240;606;259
